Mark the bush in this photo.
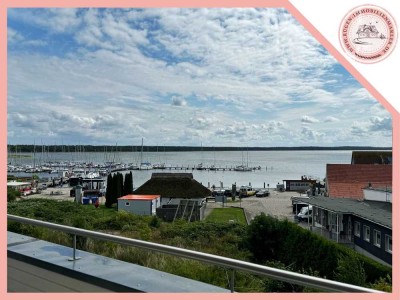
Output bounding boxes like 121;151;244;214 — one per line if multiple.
7;188;20;202
244;213;391;286
334;253;366;286
244;213;285;263
149;216;161;228
369;275;392;292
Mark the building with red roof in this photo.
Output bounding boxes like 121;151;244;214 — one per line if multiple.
325;164;392;200
118;194;161;216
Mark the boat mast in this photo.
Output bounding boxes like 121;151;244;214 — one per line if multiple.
140;138;144;165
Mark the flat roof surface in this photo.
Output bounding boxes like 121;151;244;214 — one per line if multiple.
363;187;392;193
8;232;228;293
118;194;161;201
7;181;31;186
305;196;391;228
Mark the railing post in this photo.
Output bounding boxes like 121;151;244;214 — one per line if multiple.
229;269;235;293
68;234;81;261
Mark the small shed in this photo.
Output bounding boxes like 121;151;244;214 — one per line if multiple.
118;194;161;216
282;179;316;192
7;181;31;191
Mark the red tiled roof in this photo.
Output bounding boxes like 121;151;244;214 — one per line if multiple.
326;164;392;200
118;195;160;201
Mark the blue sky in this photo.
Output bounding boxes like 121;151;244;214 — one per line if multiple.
7;8;392;147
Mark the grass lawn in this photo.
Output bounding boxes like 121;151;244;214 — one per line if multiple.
205;207;247;225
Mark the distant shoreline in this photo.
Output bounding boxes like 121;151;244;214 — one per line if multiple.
7;145;392;152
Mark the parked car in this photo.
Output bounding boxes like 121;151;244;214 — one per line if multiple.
212;189;225;197
297;205;313;222
239;186;256;197
256;189;270;197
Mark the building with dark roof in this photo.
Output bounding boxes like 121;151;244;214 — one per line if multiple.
134;173;211;222
351;151;392;165
301;195;392;266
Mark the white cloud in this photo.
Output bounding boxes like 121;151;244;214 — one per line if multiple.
324;116;339;122
301;115;319;124
7;8;392;147
369;116;391;132
8;28;24;44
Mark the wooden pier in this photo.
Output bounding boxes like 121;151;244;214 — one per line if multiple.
151;165;262;172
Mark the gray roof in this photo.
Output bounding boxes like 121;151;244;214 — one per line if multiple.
304;196;391;229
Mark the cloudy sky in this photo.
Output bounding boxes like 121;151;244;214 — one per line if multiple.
7;8;392;147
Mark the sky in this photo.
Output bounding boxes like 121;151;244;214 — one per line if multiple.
7;8;392;147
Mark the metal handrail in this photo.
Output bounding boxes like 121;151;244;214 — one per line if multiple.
7;214;382;293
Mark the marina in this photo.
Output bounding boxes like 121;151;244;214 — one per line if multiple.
7;150;352;190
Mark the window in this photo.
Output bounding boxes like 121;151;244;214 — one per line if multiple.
385;235;392;254
363;225;370;242
125;202;130;206
354;221;360;237
373;230;381;248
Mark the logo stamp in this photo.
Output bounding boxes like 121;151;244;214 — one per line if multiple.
339;5;397;63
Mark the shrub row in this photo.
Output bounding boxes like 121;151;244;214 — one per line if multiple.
244;213;391;286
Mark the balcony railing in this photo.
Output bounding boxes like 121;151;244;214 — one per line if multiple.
7;214;382;293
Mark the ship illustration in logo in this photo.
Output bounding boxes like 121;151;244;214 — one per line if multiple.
354;23;386;45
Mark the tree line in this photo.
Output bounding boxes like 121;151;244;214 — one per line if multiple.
7;144;392;153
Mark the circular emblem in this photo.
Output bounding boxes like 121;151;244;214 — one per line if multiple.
339;5;397;63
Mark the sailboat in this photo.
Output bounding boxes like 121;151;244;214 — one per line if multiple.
196;143;206;170
209;147;217;171
152;144;167;169
127;145;139;170
139;138;153;170
234;147;252;172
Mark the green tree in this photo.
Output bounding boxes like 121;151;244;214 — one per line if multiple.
105;173;113;208
244;213;285;263
123;172;133;195
334;253;366;286
116;172;123;200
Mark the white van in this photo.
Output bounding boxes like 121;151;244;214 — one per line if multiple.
297;205;313;222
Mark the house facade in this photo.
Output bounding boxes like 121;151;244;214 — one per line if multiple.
304;196;392;266
299;152;393;266
117;195;161;216
282;179;315;192
352;215;392;265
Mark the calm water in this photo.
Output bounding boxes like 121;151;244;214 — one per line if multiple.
9;150;352;189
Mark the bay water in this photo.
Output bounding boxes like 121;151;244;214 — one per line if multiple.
9;150;352;189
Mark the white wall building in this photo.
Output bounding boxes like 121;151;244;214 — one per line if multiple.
117;194;161;216
362;187;392;203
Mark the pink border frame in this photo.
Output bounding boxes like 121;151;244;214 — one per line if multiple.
1;1;398;299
